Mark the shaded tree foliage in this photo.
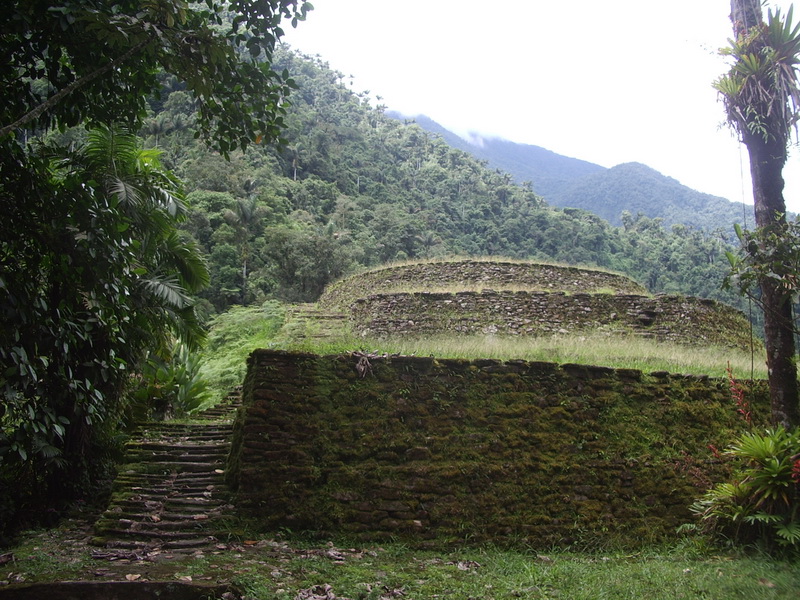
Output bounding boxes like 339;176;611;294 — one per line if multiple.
1;127;208;511
0;0;309;528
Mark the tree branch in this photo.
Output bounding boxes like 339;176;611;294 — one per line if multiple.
0;39;150;139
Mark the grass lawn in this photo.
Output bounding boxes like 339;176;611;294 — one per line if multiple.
2;521;798;599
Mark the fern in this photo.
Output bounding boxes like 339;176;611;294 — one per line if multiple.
775;521;800;545
693;426;800;551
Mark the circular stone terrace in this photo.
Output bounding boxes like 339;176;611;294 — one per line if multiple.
317;259;753;350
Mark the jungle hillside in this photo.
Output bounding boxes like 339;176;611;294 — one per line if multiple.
140;46;748;314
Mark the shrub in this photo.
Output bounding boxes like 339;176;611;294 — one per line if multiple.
128;342;212;421
691;426;800;551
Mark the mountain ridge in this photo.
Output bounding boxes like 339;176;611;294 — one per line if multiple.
388;112;755;231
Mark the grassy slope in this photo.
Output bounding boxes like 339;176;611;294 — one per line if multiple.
197;301;286;406
200;299;766;385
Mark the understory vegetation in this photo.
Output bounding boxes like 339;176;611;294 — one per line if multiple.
2;524;800;599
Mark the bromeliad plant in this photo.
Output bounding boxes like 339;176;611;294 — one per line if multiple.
128;342;212;422
691;426;800;550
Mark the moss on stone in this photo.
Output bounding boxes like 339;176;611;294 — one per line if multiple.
229;351;768;549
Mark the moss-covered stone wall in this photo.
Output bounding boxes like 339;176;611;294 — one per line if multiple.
318;260;648;312
349;291;752;350
229;351;767;548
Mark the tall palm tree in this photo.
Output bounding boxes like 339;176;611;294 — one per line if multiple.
716;2;800;426
223;196;267;303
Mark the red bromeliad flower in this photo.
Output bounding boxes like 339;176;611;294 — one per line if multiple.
792;458;800;484
708;444;723;460
727;362;752;427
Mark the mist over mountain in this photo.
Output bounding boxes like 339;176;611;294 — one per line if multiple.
388;112;755;232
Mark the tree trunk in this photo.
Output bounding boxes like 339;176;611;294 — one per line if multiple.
730;0;762;37
731;0;800;427
745;130;799;427
242;255;248;305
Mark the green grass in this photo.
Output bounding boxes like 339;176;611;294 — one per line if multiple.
196;301;286;405
274;325;766;381
342;283;636;296
229;540;799;600
345;254;633;278
4;524;798;598
364;333;767;380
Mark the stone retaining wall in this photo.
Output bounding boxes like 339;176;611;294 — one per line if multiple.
318;260;648;311
350;291;753;349
228;350;768;548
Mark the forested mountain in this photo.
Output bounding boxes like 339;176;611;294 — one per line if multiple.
389;114;755;231
132;47;745;315
387;113;606;200
548;162;754;230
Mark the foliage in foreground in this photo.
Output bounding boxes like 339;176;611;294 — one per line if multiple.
128;342;213;421
0;129;208;530
692;426;800;551
0;0;308;534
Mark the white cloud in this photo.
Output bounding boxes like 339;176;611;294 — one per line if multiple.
283;0;800;211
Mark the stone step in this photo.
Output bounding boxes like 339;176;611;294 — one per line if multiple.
101;509;227;522
107;503;226;518
134;430;233;440
114;475;224;487
125;447;229;457
114;492;228;505
194;410;237;420
121;483;223;494
127;441;230;451
132;436;232;446
98;527;221;541
134;427;234;438
117;476;225;489
98;537;219;551
97;516;224;533
95;386;242;551
111;489;228;502
124;451;228;463
119;461;226;474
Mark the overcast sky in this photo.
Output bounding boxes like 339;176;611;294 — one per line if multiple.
282;0;800;213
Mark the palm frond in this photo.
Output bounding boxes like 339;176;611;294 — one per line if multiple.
106;176;145;208
141;276;191;309
161;230;210;293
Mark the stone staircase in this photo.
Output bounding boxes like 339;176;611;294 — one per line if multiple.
91;389;242;553
286;304;349;340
